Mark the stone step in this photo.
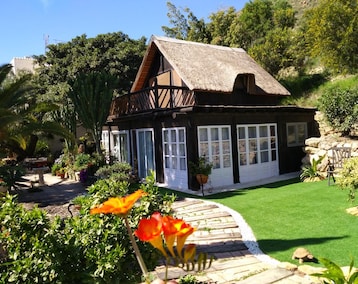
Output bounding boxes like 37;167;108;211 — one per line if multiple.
237;267;294;284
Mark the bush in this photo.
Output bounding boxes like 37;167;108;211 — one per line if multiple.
318;76;358;136
95;162;134;182
337;157;358;201
0;171;177;283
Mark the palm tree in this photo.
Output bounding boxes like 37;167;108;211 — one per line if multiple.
0;64;73;160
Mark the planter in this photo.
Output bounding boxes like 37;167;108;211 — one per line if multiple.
196;174;208;185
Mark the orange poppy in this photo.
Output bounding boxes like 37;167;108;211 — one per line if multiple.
90;190;147;217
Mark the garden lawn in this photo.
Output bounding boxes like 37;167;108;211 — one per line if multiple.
163;179;358;267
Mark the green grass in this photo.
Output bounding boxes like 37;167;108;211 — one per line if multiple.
161;178;358;266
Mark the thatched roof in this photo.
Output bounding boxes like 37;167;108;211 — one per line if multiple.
131;36;290;96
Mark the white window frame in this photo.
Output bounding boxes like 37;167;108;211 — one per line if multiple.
162;127;187;171
237;124;278;166
198;125;232;169
287;122;308;147
111;130;130;163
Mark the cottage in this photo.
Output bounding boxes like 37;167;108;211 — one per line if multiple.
102;36;318;191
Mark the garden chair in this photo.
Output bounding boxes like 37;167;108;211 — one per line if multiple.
327;146;351;186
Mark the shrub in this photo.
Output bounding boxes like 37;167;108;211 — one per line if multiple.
0;171;176;283
300;155;325;182
318;76;358;136
95;162;134;183
337;157;358;201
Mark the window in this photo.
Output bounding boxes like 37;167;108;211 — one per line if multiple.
198;126;231;169
163;127;186;171
237;124;277;166
287;123;307;147
112;130;130;163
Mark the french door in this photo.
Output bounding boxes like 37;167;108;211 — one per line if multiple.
198;126;233;187
136;129;155;180
237;124;278;183
162;127;187;189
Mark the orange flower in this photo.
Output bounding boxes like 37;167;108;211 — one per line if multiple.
162;216;185;257
134;212;167;257
183;243;196;263
176;221;196;256
90;190;146;217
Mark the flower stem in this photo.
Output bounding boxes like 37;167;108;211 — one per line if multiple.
125;217;149;281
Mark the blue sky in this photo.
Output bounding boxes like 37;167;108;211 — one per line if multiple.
1;0;247;64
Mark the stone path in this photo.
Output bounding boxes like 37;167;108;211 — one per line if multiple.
154;198;318;284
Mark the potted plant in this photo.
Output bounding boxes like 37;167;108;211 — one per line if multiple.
189;156;213;186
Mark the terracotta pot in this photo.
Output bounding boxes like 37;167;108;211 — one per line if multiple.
196;174;208;185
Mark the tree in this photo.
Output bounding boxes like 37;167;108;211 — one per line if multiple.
162;2;211;43
33;32;147;154
318;76;358;136
302;0;358;73
249;28;305;75
0;64;72;160
68;72;117;154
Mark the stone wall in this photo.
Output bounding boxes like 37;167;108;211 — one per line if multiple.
302;112;358;174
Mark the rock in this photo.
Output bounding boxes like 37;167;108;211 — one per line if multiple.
278;262;297;271
305;137;321;148
346;207;358;216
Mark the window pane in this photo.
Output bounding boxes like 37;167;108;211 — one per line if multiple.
163;130;169;142
212;156;220;169
238;127;245;139
270;125;275;136
165;157;170;168
248;126;256;138
297;124;306;144
171;130;176;142
238;140;246;152
199;143;209;156
240;153;247;165
179;144;185;156
260;138;268;150
164;144;169;155
211;142;220;155
172;157;177;169
261;151;269;163
211;128;219;140
249;140;257;151
259;125;268;137
222;141;230;154
223;155;231;167
271;138;276;149
179;129;185;142
172;144;177;156
287;125;296;145
222;127;229;140
180;158;186;170
249;152;257;164
272;150;277;161
199;128;208;141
